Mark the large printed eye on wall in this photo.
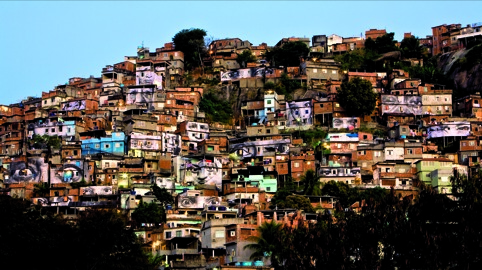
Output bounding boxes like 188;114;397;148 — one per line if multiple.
56;164;83;183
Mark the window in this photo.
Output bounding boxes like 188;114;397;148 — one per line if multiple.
45;128;48;133
470;141;475;146
59;126;63;132
319;104;324;108
322;69;327;73
95;144;100;148
362;162;367;167
73;150;78;155
294;162;300;168
105;162;110;168
313;68;318;73
115;143;121;148
266;129;271;134
215;230;224;238
335;103;340;108
44;100;47;105
105;144;110;149
166;232;172;238
51;128;55;132
358;150;366;155
176;231;182;237
407;149;413;154
267;100;272;105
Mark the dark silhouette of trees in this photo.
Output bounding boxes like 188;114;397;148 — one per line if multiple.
172;28;207;70
0;196;153;270
336;77;377;117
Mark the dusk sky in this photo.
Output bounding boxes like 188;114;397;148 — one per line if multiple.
1;1;481;105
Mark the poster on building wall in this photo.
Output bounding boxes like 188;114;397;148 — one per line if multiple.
130;134;161;150
61;100;86;111
220;67;275;81
381;95;422;115
177;195;221;208
333;117;359;129
426;122;471;139
319;167;361;177
229;139;290;159
6;157;48;184
126;87;155;106
162;133;181;155
136;70;163;89
80;186;113;196
50;160;84;184
181;158;223;188
32;197;49;206
286;101;313;126
49;196;74;206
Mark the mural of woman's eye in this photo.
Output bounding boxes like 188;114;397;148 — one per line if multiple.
180;196;196;207
333;119;343;126
457;126;470;131
382;96;397;104
9;162;39;183
60;164;83;183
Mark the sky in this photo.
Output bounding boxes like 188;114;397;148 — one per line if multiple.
0;1;481;105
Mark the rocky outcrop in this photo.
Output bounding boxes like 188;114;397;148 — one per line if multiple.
439;45;482;94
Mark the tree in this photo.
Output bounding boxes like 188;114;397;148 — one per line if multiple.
131;200;166;226
244;220;284;267
400;36;423;59
0;197;152;270
278;195;315;213
301;170;321;196
72;209;151;270
366;33;399;54
172;28;207;70
199;91;234;124
151;183;174;206
265;41;309;67
321;180;359;208
236;49;257;68
336;77;377;117
29;134;61;149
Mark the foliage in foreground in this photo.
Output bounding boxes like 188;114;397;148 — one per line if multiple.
0;196;155;270
249;171;482;269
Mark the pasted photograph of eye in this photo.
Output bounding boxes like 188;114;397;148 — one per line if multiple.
179;196;197;208
382;95;398;104
8;160;44;183
52;163;83;183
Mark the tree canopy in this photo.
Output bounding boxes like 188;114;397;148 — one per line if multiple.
236;49;257;68
199;91;233;124
172;28;207;70
131;200;166;227
336;77;377;117
0;196;153;270
265;41;309;67
400;36;423;59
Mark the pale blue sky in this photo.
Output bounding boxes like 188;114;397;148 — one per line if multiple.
1;1;481;105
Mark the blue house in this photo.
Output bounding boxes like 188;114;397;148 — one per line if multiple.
81;132;126;156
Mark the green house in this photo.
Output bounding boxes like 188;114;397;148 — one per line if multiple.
415;158;454;185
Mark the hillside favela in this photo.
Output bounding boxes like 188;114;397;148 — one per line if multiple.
2;24;482;270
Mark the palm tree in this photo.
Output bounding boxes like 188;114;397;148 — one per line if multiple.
301;169;321;195
244;220;284;267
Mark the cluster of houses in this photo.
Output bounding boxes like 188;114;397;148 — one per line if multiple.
1;24;481;269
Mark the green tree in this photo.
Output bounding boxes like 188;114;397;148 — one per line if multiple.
265;41;309;67
321;180;359;208
301;170;321;196
172;28;207;70
400;36;423;59
151;183;174;206
236;49;257;68
244;220;284;268
131;200;166;226
366;33;399;54
277;195;315;213
336;77;377;117
30;134;61;149
199;91;234;124
33;182;49;197
73;209;151;270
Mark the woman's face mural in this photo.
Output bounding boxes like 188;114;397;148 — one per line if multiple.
7;157;47;183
